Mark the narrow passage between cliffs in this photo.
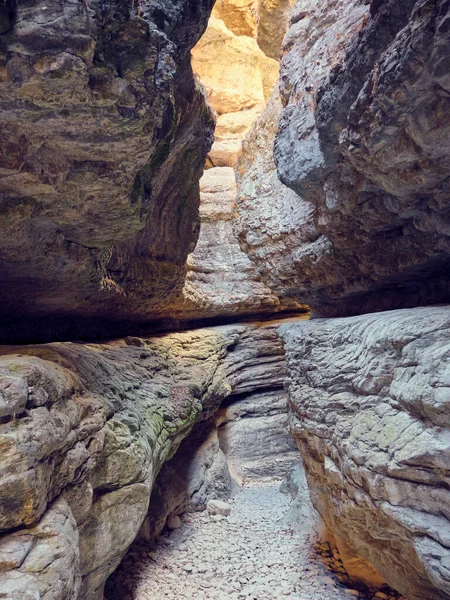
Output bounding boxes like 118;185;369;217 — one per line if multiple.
105;474;403;600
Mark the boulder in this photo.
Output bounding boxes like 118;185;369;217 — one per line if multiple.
206;499;231;516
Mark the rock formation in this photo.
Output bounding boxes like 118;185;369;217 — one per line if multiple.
0;317;299;599
235;1;450;599
216;389;298;481
192;5;279;168
281;306;450;600
237;0;450;317
166;0;307;322
1;2;450;600
0;0;215;341
170;166;303;321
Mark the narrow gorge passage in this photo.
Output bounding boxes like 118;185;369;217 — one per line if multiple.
105;474;404;600
105;478;347;600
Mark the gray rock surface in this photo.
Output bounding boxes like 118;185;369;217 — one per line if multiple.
170;167;301;320
0;0;214;341
0;317;301;599
280;305;450;600
137;420;234;543
238;0;450;317
106;480;356;600
216;389;298;481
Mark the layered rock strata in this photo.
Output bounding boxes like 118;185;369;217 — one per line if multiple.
280;305;450;600
0;317;299;599
173;0;306;322
216;389;298;482
0;0;214;340
192;7;279;168
170;167;303;320
238;0;450;317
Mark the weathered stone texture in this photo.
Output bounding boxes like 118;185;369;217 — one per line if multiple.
0;317;301;599
171;167;302;320
280;306;450;600
236;88;317;296
256;0;295;60
192;13;278;168
0;0;214;339
216;389;298;481
238;0;450;317
171;0;305;323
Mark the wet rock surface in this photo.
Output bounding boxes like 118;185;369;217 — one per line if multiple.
280;305;450;600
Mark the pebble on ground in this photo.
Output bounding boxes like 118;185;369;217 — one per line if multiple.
105;480;404;600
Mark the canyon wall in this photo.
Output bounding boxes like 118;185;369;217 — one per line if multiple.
0;318;300;600
237;0;450;317
235;1;450;598
0;0;216;342
170;0;305;322
280;306;450;600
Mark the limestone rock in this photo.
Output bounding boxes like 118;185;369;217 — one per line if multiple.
166;515;182;530
280;305;450;600
206;499;231;516
0;373;28;419
256;0;296;59
236;87;317;298
216;389;299;481
212;0;258;38
192;16;278;116
0;316;302;599
239;0;450;317
171;167;301;320
138;420;234;542
0;0;215;342
192;11;279;169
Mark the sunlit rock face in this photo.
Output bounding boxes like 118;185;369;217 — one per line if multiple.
238;0;450;317
174;0;305;322
192;10;278;168
280;306;450;600
256;0;296;60
0;317;300;599
170;167;303;320
0;0;214;341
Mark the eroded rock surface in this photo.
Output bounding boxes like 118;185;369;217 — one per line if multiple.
170;167;302;320
175;0;306;323
0;0;214;341
192;11;278;168
0;317;300;599
216;389;298;481
280;305;450;600
238;0;450;317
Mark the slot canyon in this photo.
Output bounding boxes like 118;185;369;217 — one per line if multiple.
0;1;449;600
